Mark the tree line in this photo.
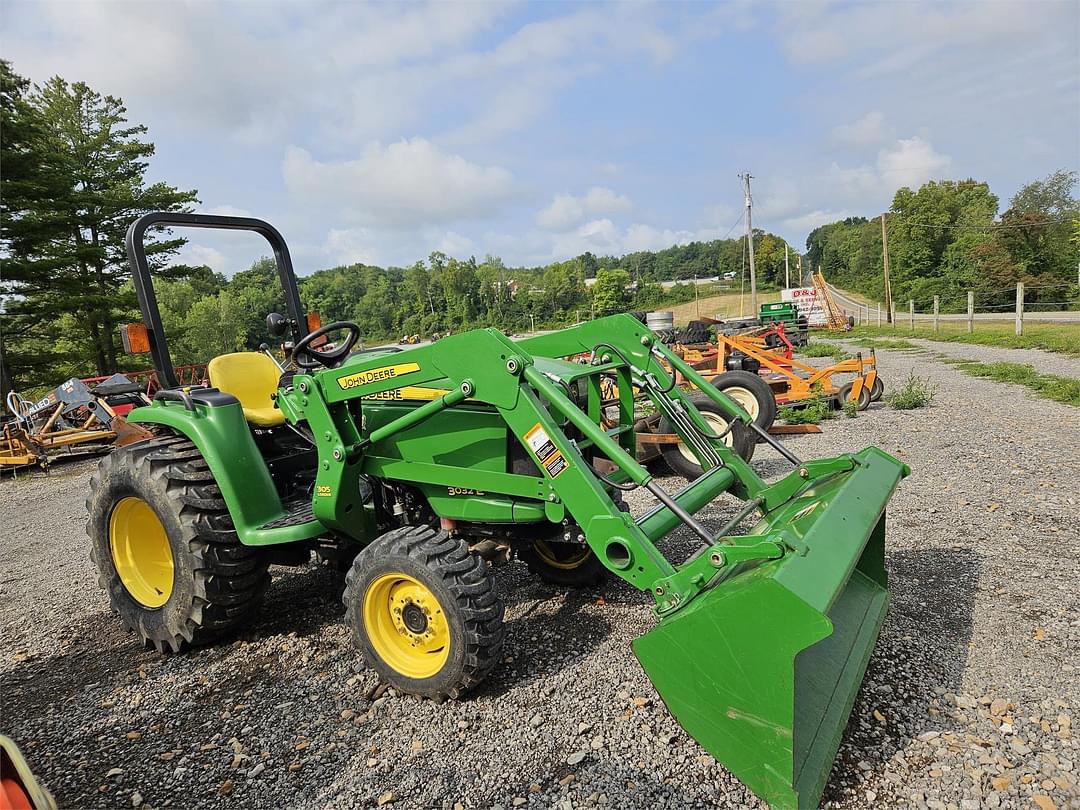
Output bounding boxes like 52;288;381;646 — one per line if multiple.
0;60;795;396
805;172;1080;314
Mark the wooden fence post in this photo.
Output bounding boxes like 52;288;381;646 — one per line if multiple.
909;299;914;330
967;291;974;334
1015;281;1024;336
933;296;940;332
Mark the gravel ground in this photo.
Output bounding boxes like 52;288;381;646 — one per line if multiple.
2;344;1078;810
903;338;1080;379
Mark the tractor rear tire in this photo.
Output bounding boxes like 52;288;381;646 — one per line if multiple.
517;540;608;587
659;394;755;481
344;525;504;700
86;435;269;653
710;370;777;433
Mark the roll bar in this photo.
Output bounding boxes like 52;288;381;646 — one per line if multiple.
125;212;309;389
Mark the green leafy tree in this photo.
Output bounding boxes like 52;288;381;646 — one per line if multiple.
590;268;630;316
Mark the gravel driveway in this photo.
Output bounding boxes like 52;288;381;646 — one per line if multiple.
1;345;1077;810
903;338;1080;379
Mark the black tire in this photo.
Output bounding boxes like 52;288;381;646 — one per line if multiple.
86;436;269;653
517;540;607;587
870;377;884;402
659;395;755;480
838;381;871;411
711;370;777;432
343;525;504;700
676;321;711;345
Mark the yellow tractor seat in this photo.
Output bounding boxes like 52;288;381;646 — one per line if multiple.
207;352;286;427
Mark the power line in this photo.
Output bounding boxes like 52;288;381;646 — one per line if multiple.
893;216;1074;231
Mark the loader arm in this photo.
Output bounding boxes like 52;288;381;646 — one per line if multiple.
275;314;908;809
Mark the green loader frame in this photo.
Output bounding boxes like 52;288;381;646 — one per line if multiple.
87;213;909;810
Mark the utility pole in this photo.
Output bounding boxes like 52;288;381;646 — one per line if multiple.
797;255;802;287
740;173;758;312
880;213;893;324
784;243;790;290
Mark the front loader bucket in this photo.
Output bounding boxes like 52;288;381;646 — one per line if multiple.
633;449;902;810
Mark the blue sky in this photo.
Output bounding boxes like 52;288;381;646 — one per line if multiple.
5;0;1078;275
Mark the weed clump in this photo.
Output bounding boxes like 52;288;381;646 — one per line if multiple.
887;370;937;409
778;393;835;424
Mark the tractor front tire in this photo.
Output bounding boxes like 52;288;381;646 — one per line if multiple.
659;394;755;480
517;540;608;587
86;436;269;653
344;525;504;700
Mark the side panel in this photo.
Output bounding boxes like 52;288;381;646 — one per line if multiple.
127;401;322;546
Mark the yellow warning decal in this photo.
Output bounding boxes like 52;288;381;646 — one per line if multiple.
362;386;449;402
316;485;332;497
524;422;568;478
337;362;421;391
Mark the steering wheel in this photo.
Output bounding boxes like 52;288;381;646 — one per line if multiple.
292;321;362;369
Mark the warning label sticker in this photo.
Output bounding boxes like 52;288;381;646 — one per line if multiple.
524;423;568;478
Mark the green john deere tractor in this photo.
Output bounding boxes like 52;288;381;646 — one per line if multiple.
87;212;909;810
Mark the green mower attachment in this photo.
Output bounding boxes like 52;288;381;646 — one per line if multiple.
110;212;909;810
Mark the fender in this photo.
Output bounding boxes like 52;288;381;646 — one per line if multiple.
126;395;321;545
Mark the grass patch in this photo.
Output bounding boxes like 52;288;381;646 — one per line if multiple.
796;341;851;361
778;393;836;424
845;322;1080;356
842;399;859;418
851;337;921;351
886;370;937;409
951;361;1080;407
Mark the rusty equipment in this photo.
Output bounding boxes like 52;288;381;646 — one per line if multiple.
1;374;149;470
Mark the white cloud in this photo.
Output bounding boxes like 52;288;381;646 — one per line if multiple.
830;111;889;150
323;228;380;268
536;187;633;230
782;210;854;234
175;243;227;270
777;1;1065;70
875;136;952;189
282;139;516;228
547;218;717;261
435;231;475;256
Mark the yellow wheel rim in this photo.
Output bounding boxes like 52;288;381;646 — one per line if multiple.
109;497;174;608
533;540;593;570
676;411;735;464
363;573;450;680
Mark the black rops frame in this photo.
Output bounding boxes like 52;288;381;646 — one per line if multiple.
125;212;309;390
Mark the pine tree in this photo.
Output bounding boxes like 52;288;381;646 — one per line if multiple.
1;64;198;387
